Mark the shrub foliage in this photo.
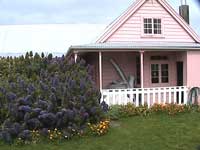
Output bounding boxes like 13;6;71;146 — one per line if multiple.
0;52;103;144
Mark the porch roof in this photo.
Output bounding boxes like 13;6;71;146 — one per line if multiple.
68;42;200;54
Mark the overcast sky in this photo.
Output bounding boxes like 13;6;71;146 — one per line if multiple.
0;0;199;35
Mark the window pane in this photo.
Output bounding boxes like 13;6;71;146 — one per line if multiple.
151;64;159;83
162;77;168;83
153;18;161;34
148;29;152;34
161;64;168;70
152;78;159;83
144;18;152;34
148;23;152;28
161;64;169;83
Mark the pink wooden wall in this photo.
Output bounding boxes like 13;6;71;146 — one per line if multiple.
187;51;200;87
106;0;194;43
102;52;137;88
100;51;187;89
143;52;177;88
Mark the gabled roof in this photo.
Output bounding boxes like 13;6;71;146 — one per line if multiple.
96;0;200;43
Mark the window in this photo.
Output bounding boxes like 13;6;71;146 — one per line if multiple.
150;56;168;60
144;18;152;34
161;64;169;83
144;18;161;35
153;19;161;34
151;64;169;84
151;64;159;83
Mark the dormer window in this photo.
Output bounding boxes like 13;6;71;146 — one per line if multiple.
144;18;162;35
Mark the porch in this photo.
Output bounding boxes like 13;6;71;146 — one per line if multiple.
80;50;189;106
69;42;200;106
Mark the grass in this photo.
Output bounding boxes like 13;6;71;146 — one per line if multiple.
1;113;200;150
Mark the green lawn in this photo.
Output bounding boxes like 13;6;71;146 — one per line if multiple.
1;113;200;150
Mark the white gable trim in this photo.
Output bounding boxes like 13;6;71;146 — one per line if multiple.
96;0;200;43
96;0;146;43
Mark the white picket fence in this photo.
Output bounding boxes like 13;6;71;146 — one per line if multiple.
101;86;189;107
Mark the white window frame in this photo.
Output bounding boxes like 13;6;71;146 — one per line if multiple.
151;63;169;84
141;16;164;38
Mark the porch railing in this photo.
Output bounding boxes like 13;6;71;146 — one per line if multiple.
101;86;189;107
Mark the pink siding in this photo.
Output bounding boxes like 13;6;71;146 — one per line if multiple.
143;52;177;88
98;51;187;89
187;51;200;87
106;0;194;43
102;52;137;88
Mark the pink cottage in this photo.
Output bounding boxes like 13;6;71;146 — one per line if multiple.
67;0;200;106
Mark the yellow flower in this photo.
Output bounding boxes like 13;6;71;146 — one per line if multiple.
54;128;57;131
48;130;51;133
50;136;53;140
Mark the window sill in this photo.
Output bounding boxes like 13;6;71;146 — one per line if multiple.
141;34;165;39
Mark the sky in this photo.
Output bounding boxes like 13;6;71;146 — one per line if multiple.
0;0;199;34
0;0;199;55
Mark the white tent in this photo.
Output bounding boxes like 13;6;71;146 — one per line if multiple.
0;24;106;56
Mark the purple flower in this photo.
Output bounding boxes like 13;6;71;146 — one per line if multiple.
49;93;56;104
40;81;48;91
18;97;31;106
87;64;93;75
26;118;41;130
26;84;35;94
32;108;42;116
51;76;59;87
69;80;76;89
100;101;109;112
82;112;89;120
38;100;48;109
38;113;56;127
18;130;31;141
51;87;56;93
18;105;32;113
90;107;97;115
80;79;86;90
56;112;63;118
80;95;86;103
0;87;6;94
9;82;16;89
6;92;17;102
79;59;86;66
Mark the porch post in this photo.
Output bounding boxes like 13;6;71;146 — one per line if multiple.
74;52;78;63
99;52;102;91
140;51;144;88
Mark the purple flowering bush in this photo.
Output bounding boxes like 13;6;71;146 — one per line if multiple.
0;52;104;144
